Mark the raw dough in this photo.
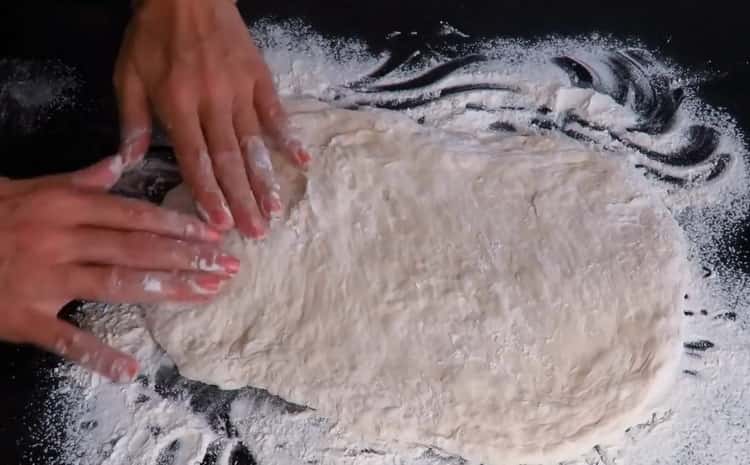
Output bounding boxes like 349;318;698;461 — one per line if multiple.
147;100;687;465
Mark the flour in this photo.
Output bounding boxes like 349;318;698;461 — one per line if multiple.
29;23;750;465
149;100;689;465
0;59;78;136
142;275;164;293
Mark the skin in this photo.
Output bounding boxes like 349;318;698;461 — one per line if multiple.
2;0;296;383
114;0;312;239
0;155;240;382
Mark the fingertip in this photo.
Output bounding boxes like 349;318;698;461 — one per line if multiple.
243;222;268;240
71;153;125;189
260;193;283;220
235;211;268;239
109;355;140;383
195;223;224;242
120;128;151;168
283;138;311;169
295;147;312;167
217;254;241;274
204;226;224;242
195;197;235;231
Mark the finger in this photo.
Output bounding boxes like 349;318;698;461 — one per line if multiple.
114;65;152;167
254;76;312;168
234;96;280;220
25;312;139;383
60;265;232;304
69;229;240;274
70;154;125;190
241;135;282;220
204;103;267;238
163;104;234;230
62;192;222;243
3;154;125;197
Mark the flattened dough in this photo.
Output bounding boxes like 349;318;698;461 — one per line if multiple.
147;100;687;465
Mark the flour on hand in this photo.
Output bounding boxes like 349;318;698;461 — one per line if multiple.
145;99;689;465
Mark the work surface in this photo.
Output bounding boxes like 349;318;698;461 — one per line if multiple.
2;1;750;464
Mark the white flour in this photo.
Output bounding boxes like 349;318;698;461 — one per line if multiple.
29;22;750;465
150;104;689;465
0;59;78;135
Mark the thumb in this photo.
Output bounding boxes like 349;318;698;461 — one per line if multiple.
69;153;125;190
2;154;125;197
27;311;140;383
116;67;152;168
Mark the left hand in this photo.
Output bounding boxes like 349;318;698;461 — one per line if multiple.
113;0;311;239
0;155;237;382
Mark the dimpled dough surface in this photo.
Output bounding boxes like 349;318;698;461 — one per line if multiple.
147;100;687;465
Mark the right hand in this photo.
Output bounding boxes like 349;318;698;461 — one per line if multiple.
0;154;240;382
114;0;312;240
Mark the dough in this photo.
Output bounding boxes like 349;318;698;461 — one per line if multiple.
147;100;687;465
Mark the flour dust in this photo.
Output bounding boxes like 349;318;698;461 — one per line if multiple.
25;21;750;465
0;59;78;136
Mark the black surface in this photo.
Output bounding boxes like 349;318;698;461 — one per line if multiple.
1;1;749;464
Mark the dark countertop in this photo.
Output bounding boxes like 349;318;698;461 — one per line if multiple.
1;2;749;464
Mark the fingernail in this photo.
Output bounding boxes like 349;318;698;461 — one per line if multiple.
296;147;312;166
247;220;267;240
212;212;234;230
184;221;222;242
218;254;241;274
195;201;234;231
192;274;226;293
203;226;223;241
209;205;233;230
110;357;139;383
261;194;283;219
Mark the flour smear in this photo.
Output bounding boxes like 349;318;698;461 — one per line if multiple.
25;21;750;465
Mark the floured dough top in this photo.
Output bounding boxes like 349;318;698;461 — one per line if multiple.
148;100;687;465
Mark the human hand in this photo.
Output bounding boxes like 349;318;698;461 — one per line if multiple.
0;155;239;382
114;0;311;240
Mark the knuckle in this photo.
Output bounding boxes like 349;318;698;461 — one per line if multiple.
126;231;160;253
118;197;152;221
101;267;124;297
14;224;49;254
211;150;237;169
1;196;28;224
23;188;55;212
129;206;156;227
162;75;194;107
34;187;78;213
34;229;66;262
202;76;231;102
183;149;213;181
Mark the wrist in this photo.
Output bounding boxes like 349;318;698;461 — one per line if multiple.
130;0;237;8
132;0;237;34
133;0;236;12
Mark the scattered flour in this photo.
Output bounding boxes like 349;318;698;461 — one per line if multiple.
26;22;750;465
0;59;78;135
